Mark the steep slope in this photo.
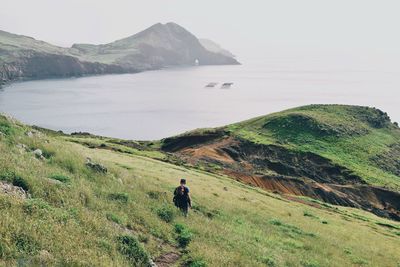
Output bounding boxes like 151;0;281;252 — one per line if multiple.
199;38;236;58
160;105;400;220
0;23;239;85
1;114;400;267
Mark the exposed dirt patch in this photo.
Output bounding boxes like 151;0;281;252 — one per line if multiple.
154;252;181;267
180;137;236;164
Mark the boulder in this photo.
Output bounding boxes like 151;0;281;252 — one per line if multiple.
0;181;30;199
33;149;45;160
85;158;107;173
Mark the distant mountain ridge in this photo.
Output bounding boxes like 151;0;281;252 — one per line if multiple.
0;23;239;85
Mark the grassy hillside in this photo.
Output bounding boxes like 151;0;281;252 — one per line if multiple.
228;105;400;190
1;112;400;266
0;30;69;63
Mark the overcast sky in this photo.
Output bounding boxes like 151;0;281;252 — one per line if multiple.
1;0;400;57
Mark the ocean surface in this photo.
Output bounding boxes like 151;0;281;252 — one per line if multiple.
1;53;399;140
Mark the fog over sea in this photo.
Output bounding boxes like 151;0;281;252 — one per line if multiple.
1;52;399;140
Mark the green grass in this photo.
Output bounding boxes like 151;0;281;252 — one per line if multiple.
0;112;399;266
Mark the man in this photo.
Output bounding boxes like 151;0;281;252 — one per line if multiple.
173;178;192;217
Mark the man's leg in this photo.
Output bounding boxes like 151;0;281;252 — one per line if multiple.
182;206;188;217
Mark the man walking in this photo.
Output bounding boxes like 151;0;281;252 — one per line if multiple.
173;179;192;217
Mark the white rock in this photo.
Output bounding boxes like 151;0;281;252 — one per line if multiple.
33;149;43;156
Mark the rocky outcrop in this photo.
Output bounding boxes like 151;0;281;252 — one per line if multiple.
0;51;128;85
0;181;30;199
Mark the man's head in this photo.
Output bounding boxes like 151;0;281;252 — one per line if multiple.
180;178;186;185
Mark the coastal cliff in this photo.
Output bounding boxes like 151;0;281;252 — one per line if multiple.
0;23;239;85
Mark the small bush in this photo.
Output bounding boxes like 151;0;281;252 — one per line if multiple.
174;223;192;248
117;235;150;266
108;192;129;203
269;219;282;226
13;233;40;255
0;171;30;192
12;176;30;192
23;198;51;215
0;120;14;136
147;191;162;199
157;205;175;223
49;174;70;183
41;148;55;159
174;223;186;234
106;213;123;224
303;211;318;218
188;258;207;267
259;255;276;267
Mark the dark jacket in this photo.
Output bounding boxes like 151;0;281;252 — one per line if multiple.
173;185;191;209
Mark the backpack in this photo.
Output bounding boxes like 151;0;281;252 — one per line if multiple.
173;186;189;207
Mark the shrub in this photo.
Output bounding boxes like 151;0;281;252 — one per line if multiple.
174;223;192;248
41;148;55;159
108;192;129;203
49;174;70;183
174;223;186;234
12;233;40;255
0;171;30;192
106;213;123;224
147;191;162;199
117;235;150;266
0;120;14;136
259;255;277;267
12;176;30;192
303;211;317;218
23;198;51;215
269;219;282;226
157;205;175;223
188;258;207;267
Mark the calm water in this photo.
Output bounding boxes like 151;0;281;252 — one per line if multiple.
1;53;399;140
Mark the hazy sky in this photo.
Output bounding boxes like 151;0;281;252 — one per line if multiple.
1;0;400;57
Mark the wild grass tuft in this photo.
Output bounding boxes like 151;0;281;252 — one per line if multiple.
116;235;150;266
157;205;175;223
108;192;129;203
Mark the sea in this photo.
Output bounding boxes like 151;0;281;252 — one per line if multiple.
1;52;399;140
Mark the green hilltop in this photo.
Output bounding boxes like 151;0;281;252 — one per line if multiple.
0;105;399;266
229;104;400;189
